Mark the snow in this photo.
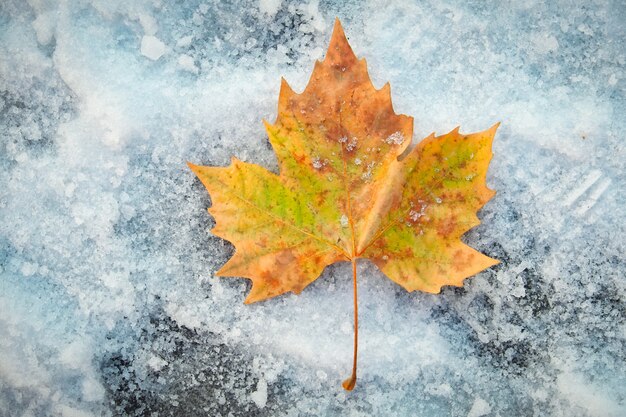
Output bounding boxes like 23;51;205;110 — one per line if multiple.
340;214;349;228
176;35;193;48
177;54;198;73
250;377;268;409
140;35;167;60
467;397;491;417
312;156;323;169
259;0;282;18
384;131;405;145
1;0;625;416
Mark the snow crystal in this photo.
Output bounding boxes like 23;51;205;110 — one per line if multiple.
409;203;427;222
361;161;376;181
384;131;405;145
312;157;323;169
340;214;349;228
346;137;358;151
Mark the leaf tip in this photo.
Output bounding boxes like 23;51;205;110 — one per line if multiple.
279;76;295;95
326;17;356;65
484;122;501;141
187;161;203;176
230;155;241;166
333;16;343;30
331;17;347;43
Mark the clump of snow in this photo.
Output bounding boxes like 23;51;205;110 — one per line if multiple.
467;397;491;417
141;35;167;60
32;13;55;45
138;14;158;36
177;54;198;73
531;32;559;54
147;354;168;371
176;35;193;48
259;0;282;18
250;377;268;409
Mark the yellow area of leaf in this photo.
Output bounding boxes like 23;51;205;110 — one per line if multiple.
188;19;499;303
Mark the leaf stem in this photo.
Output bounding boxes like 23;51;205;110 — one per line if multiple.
342;257;359;391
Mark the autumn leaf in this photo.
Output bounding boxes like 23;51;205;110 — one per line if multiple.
188;18;499;391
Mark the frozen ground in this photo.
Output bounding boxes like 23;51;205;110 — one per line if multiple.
1;0;625;416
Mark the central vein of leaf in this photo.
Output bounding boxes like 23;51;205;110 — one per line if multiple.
339;109;357;259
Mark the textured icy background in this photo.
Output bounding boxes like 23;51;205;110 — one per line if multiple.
1;0;625;416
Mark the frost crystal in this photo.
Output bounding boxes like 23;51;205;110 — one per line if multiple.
346;137;358;151
312;156;323;169
384;131;404;145
408;201;428;222
340;214;349;228
361;162;376;181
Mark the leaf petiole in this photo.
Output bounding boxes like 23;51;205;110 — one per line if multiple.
342;257;359;391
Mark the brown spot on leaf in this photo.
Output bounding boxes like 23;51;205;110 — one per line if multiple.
276;250;296;265
437;217;457;237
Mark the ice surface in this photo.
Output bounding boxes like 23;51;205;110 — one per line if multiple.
1;0;625;416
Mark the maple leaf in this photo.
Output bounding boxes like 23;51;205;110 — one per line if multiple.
188;19;499;390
